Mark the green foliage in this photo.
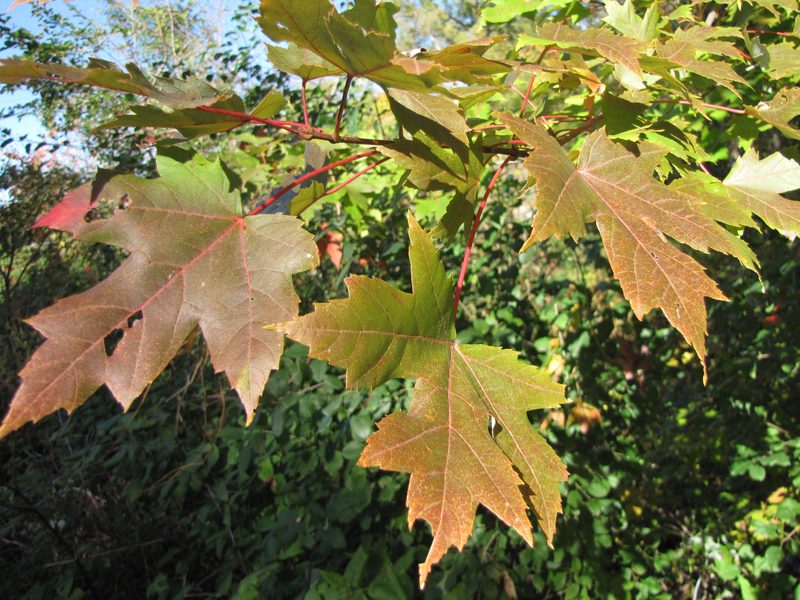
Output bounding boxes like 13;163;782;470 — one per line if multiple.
1;0;799;595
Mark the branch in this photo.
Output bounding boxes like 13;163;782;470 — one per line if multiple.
556;116;604;144
334;76;353;141
453;156;512;316
654;99;746;115
249;149;381;215
301;80;311;129
196;105;527;156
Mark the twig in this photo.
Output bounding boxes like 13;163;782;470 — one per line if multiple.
301;80;311;129
196;105;526;155
745;29;795;37
556;116;604;144
654;99;746;115
249;149;380;215
334;76;353;141
453;156;512;315
320;156;390;198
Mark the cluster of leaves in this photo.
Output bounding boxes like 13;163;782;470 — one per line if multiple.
1;0;799;586
2;165;798;599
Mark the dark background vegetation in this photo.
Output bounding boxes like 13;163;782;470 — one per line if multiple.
1;1;798;598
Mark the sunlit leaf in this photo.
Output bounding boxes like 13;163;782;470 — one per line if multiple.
0;153;318;437
282;213;567;587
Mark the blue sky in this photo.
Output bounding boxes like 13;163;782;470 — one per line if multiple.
0;1;59;139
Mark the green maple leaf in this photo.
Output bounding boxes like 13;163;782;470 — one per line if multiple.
500;114;758;378
101;92;284;139
699;150;800;239
747;87;800;140
0;58;231;109
0;153;318;437
379;134;484;237
266;43;344;81
523;22;645;75
654;26;746;93
258;0;441;91
282;214;567;587
759;41;800;80
602;0;660;42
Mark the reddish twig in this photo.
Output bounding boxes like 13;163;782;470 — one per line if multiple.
556;116;604;144
301;80;311;129
196;105;525;156
248;149;380;215
746;29;795;37
518;45;552;117
655;99;746;115
334;76;353;141
453;156;512;316
320;157;390;198
698;162;712;176
519;74;536;117
195;105;305;134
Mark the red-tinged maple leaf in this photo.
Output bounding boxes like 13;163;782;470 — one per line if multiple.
281;213;567;587
0;153;318;437
500;114;760;380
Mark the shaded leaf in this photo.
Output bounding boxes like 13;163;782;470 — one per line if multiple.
0;153;318;437
0;58;231;109
267;43;344;81
387;88;470;147
282;214;566;587
102;95;257;139
258;0;440;91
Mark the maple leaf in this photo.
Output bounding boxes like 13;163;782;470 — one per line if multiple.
520;22;644;75
747;87;800;140
0;58;231;109
282;213;567;587
102;92;284;139
654;26;746;93
500;114;758;377
0;153;318;437
759;41;800;80
258;0;441;91
379;133;484;237
681;150;800;240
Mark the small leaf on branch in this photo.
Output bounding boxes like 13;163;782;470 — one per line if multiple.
281;213;567;587
0;153;318;437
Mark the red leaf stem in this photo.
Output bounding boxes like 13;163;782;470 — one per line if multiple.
334;76;353;141
195;105;305;134
453;156;512;316
655;99;746;115
745;29;794;36
320;157;390;198
249;149;380;215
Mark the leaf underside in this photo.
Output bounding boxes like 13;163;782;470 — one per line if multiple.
500;114;800;378
0;154;318;437
282;213;567;587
